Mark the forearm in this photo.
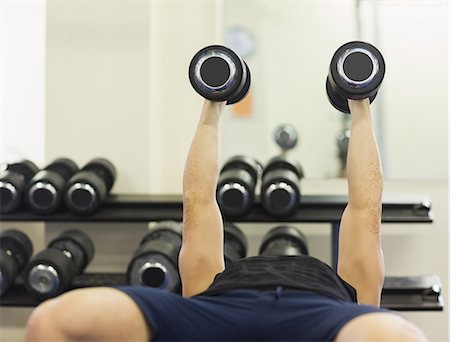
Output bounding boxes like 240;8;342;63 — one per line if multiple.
183;100;225;203
347;99;384;209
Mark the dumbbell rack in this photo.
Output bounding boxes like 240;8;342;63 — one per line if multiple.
1;193;441;310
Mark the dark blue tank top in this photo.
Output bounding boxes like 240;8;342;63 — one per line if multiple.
198;255;357;302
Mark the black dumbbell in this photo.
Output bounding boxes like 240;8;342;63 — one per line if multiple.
127;221;182;293
336;129;350;164
23;230;94;299
217;156;262;217
224;222;248;264
326;41;385;114
274;124;298;151
0;230;33;296
25;158;79;214
259;226;308;257
0;160;39;213
64;158;116;215
260;156;304;217
189;45;251;104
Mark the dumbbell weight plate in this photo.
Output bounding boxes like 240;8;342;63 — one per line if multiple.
224;222;248;259
227;61;251;105
127;240;180;292
0;230;33;270
259;226;309;256
0;249;18;295
24;249;77;299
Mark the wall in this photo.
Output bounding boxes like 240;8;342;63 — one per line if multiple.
0;0;45;164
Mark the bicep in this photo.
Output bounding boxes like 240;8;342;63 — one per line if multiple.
337;204;385;306
179;199;225;297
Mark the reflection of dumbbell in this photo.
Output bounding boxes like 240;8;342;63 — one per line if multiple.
274;124;298;152
189;45;251;104
224;222;248;264
217;156;262;217
23;230;94;299
0;230;33;296
26;158;79;214
127;221;182;293
326;41;385;113
260;156;304;217
0;160;39;213
64;158;116;215
259;226;308;257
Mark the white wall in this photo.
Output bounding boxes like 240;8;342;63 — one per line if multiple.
0;0;46;165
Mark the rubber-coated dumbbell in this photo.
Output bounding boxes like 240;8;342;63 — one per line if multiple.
64;158;116;215
189;45;251;104
0;230;33;296
127;221;182;293
259;226;308;257
326;41;385;113
25;158;79;214
224;222;248;264
0;160;39;213
274;124;298;151
23;230;94;299
336;129;350;164
260;156;304;217
217;156;262;217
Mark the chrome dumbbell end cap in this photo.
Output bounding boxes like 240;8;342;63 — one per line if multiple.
0;181;19;211
139;262;169;289
218;182;250;211
28;181;58;210
28;264;60;295
66;182;97;211
194;50;237;93
337;47;379;88
274;124;298;150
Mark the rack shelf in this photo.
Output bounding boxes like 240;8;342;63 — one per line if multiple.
0;194;433;223
1;274;443;311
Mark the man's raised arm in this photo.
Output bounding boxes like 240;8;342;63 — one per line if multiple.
337;98;385;306
179;100;226;297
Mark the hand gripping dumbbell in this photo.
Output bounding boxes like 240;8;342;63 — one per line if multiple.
274;124;298;152
25;158;79;214
326;41;385;113
189;45;251;104
0;230;33;296
260;156;304;217
64;158;116;215
223;222;248;264
217;156;262;217
0;160;39;213
127;221;182;293
23;230;94;299
259;226;309;257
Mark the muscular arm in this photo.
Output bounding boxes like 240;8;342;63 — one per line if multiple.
337;98;385;306
179;100;226;298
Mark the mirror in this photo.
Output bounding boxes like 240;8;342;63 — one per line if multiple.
221;1;448;180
